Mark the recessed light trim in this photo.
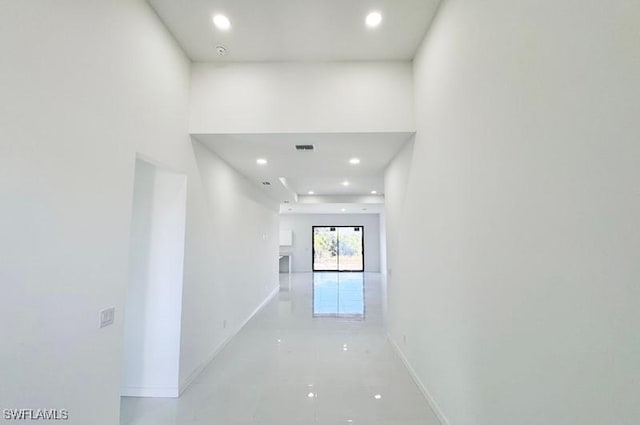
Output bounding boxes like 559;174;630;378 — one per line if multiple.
213;14;231;31
349;158;361;165
366;11;382;28
308;191;315;195
342;181;350;186
371;190;377;194
256;158;268;165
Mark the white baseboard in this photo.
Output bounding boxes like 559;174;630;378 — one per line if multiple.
179;285;279;395
120;386;179;398
388;334;450;425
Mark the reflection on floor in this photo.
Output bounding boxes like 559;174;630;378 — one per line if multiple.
313;272;365;319
120;272;440;425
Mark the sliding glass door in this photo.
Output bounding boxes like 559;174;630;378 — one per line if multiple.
312;226;364;272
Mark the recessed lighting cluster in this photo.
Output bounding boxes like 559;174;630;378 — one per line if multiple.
256;154;378;196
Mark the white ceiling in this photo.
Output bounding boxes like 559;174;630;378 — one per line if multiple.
147;0;441;62
193;132;413;202
280;202;384;215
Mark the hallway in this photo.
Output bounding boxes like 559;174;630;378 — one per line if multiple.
120;273;440;425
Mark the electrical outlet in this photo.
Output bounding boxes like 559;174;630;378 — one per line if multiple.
100;307;115;328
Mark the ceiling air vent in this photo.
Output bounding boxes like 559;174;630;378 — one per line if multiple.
262;181;271;186
295;144;315;151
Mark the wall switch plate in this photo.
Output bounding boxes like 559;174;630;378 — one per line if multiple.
100;307;115;328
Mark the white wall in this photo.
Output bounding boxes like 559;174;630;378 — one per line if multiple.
386;1;640;425
379;211;388;276
279;214;381;272
0;2;278;424
122;159;187;398
183;140;280;388
190;62;415;134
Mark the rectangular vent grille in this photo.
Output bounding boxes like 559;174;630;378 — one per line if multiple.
295;144;315;151
262;181;271;186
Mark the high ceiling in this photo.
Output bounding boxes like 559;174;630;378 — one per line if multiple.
147;0;441;62
193;132;413;203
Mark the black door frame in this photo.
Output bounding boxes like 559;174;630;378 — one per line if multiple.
312;225;365;272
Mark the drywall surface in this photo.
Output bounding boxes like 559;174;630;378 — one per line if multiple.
183;140;280;389
0;2;278;424
385;1;640;424
190;61;415;134
122;159;187;397
279;214;381;272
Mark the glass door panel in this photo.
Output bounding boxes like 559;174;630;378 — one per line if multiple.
313;227;338;271
337;227;363;271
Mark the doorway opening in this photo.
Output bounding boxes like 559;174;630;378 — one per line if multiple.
312;226;364;272
120;157;187;402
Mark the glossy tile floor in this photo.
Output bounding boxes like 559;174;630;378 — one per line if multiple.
120;273;440;425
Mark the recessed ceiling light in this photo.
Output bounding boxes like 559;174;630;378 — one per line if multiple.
371;190;377;194
349;158;361;165
308;191;315;195
213;14;231;31
341;208;346;212
342;181;350;186
256;158;267;165
374;394;382;400
307;392;316;398
366;11;382;28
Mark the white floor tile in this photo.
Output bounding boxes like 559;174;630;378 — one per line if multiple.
121;272;440;425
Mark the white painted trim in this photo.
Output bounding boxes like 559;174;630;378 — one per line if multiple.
178;285;280;395
120;386;179;398
388;334;450;425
